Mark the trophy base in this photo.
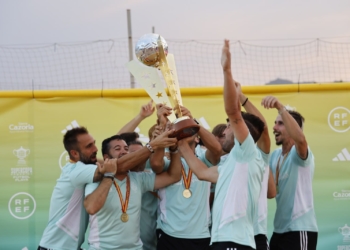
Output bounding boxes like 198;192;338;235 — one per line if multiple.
169;116;200;140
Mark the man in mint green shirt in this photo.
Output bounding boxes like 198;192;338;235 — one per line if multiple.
84;132;180;250
178;40;268;250
261;96;318;250
149;104;222;250
38;127;117;250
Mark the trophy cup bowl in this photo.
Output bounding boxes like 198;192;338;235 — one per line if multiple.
135;33;199;140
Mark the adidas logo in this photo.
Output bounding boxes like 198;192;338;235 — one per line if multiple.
61;120;80;134
333;148;350;161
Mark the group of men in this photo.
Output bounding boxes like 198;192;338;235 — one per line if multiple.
38;40;318;250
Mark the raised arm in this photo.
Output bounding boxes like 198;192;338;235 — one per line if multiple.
118;129;177;173
180;106;222;165
117;100;155;134
148;104;173;173
237;82;270;154
222;40;249;144
154;148;182;190
261;96;308;159
84;158;117;215
178;138;219;183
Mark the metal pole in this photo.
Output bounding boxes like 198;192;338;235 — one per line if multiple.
127;9;135;88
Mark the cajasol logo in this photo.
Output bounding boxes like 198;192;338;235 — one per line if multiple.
328;107;350;133
333;190;350;200
9;122;34;133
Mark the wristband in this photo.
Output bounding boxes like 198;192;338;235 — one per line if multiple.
104;172;115;179
146;143;154;153
242;97;248;106
169;149;179;154
104;176;114;181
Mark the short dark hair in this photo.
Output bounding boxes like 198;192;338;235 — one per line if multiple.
241;112;265;142
101;135;124;156
288;110;305;128
119;132;139;145
128;140;143;147
212;124;227;137
226;112;265;143
63;127;89;157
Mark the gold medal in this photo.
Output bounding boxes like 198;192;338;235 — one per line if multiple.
113;176;130;223
183;189;192;198
121;212;129;222
181;165;193;199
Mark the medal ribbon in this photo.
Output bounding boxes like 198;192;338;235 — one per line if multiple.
181;164;192;190
113;175;130;214
275;152;289;188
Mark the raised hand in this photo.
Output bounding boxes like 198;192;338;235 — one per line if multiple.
179;105;193;119
261;96;283;110
140;100;155;119
98;158;117;175
156;103;173;126
150;129;177;149
221;40;231;72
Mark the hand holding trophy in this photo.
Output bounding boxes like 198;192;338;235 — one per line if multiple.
127;34;199;140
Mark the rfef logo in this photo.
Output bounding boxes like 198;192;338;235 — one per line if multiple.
8;192;36;219
9;122;34;133
328;107;350;133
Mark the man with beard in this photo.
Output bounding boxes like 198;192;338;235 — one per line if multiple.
38;127;117;250
178;40;266;250
83;130;180;250
261;96;318;250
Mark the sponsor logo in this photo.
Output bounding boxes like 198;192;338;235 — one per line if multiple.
61;120;80;134
59;151;70;169
8;192;36;220
328;107;350;133
333;148;350;161
339;224;350;243
333;190;350;201
9;122;34;133
13;146;30;166
11;168;32;182
12;146;32;181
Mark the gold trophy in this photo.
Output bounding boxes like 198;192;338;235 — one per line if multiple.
127;33;199;140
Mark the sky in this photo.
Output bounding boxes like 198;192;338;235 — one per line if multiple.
1;0;350;45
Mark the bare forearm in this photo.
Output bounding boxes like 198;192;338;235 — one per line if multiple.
117;147;151;173
279;107;306;144
84;178;113;215
150;149;165;174
181;145;209;181
224;70;240;116
198;126;221;165
267;170;276;199
117;114;144;134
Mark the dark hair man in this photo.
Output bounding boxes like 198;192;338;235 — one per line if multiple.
261;96;318;250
